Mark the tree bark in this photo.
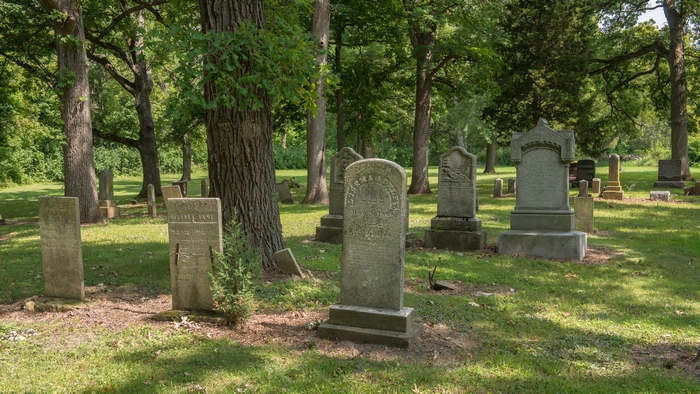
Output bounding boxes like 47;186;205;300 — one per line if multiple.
43;0;103;224
335;28;345;150
200;0;285;271
484;140;497;173
303;0;331;204
664;1;692;180
181;132;192;181
406;13;435;195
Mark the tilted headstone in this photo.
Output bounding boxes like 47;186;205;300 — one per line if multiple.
508;178;517;195
574;180;594;233
172;180;188;198
493;178;503;198
315;147;363;243
650;191;671;202
276;181;295;204
167;198;222;311
576;160;596;186
38;197;84;301
498;119;586;260
318;159;423;348
201;179;209;197
98;169;120;219
654;160;685;188
591;178;602;195
424;147;485;251
162;185;183;209
273;248;304;277
601;154;624;200
147;184;157;218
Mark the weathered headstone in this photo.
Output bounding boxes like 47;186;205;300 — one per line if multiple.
576;159;596;186
167;198;222;311
317;159;423;348
147;184;157;218
424;147;485;251
201;179;209;197
315;147;363;243
273;248;304;277
654;160;685;188
650;191;671;202
493;178;503;198
98;169;120;219
38;197;84;301
507;178;517;195
601;154;624;200
276;180;295;204
498;119;586;260
574;180;594;233
684;181;700;196
591;178;602;195
172;180;188;197
162;185;183;209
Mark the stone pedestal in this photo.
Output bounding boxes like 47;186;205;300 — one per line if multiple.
319;305;423;348
315;214;343;243
600;185;624;200
498;231;586;260
601;155;624;200
99;200;121;219
424;217;485;251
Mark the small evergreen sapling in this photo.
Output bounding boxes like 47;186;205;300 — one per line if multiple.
209;211;261;325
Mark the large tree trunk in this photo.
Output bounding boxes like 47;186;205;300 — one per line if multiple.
181;132;192;181
484;140;497;173
335;28;345;150
303;0;331;204
200;0;285;271
44;0;103;224
664;1;692;180
407;25;435;195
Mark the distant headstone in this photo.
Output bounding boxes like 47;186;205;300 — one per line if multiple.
162;185;183;208
276;181;295;204
98;169;120;219
201;179;209;197
167;198;222;311
578;179;589;197
650;191;671;202
574;180;594;233
568;162;578;185
654;160;685;188
318;159;423;348
315;147;363;243
591;178;602;195
498;119;586;260
493;178;503;198
684;182;700;196
601;154;624;200
0;213;5;225
424;147;485;251
147;184;157;218
576;160;596;186
273;248;304;277
172;180;188;198
508;178;516;195
38;197;84;301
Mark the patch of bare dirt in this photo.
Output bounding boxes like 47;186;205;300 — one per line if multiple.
631;344;700;379
578;244;622;265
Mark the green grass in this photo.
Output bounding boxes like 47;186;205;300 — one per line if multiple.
1;165;700;393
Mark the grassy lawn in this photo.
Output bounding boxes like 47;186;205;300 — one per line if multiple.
1;164;699;393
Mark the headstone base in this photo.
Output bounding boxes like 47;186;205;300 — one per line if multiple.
99;200;120;218
510;211;574;232
653;181;685;188
318;305;423;348
498;230;587;260
27;296;87;312
315;214;343;243
430;217;481;232
600;190;624;200
424;229;486;251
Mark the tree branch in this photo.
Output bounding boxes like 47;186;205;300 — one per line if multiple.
93;127;140;149
589;40;667;75
87;52;136;95
429;55;458;78
91;0;168;42
85;31;134;69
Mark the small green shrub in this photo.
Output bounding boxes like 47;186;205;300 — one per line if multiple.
209;211;261;325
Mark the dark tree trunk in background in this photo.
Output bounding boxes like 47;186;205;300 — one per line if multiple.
200;0;285;271
484;140;497;173
180;132;192;181
664;1;692;180
303;0;331;204
335;28;345;150
43;0;103;224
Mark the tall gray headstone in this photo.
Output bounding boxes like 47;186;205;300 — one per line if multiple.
98;169;120;219
498;119;586;260
318;159;423;348
167;198;222;311
424;147;485;251
654;159;685;188
147;184;157;218
315;147;363;243
38;197;84;301
162;185;183;209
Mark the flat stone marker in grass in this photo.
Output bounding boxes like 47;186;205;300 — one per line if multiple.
161;185;183;209
601;154;624;200
650;191;671;202
273;248;304;277
98;169;120;219
166;198;222;311
38;196;85;306
276;180;295;204
498;119;586;260
424;146;485;251
147;184;157;217
315;147;363;243
318;158;423;348
654;159;685;188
